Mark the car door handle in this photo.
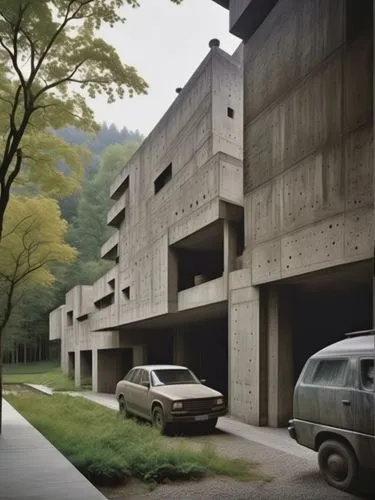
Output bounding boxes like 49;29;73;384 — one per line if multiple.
342;400;351;406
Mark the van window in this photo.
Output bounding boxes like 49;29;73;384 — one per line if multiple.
312;359;348;387
124;369;134;381
361;359;374;390
129;369;142;385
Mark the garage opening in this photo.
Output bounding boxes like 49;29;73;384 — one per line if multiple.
80;350;92;389
173;316;228;398
68;352;75;378
97;348;133;393
290;261;373;383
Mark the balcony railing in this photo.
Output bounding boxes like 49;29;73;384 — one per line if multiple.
177;276;226;311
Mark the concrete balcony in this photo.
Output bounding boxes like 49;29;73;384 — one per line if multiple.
101;232;119;260
177;276;226;311
110;168;129;200
91;304;118;332
107;191;128;228
92;266;118;305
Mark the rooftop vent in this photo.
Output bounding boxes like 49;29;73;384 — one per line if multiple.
209;38;220;49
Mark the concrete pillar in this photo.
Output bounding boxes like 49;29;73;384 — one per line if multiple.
168;249;178;312
133;345;147;366
173;329;185;365
267;286;294;428
92;348;98;393
74;350;81;388
228;269;267;425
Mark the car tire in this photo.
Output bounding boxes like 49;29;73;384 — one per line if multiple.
119;396;131;419
152;405;168;434
200;417;218;434
318;439;359;492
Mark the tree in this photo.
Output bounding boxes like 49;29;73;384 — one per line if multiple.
69;141;140;260
0;0;182;238
0;196;76;430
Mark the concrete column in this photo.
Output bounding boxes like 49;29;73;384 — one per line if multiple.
173;329;185;365
92;349;98;393
74;350;81;388
228;269;267;425
267;286;294;428
133;345;147;366
224;220;237;289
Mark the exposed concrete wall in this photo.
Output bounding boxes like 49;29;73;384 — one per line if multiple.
228;269;267;425
241;0;373;285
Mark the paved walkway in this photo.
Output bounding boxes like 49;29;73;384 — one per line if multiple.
0;399;107;500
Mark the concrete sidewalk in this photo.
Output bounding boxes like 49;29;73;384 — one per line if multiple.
0;399;107;500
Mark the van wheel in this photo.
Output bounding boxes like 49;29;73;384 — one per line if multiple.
318;439;359;492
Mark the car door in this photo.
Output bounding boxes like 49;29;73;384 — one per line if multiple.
125;368;142;412
133;370;152;420
303;357;355;430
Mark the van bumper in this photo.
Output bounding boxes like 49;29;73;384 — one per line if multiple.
288;419;297;440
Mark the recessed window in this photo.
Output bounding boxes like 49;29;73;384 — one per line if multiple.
154;163;172;194
361;359;374;390
67;311;73;326
227;107;234;119
108;279;115;290
123;286;130;300
94;293;114;310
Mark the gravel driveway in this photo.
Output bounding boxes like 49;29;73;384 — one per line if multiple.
72;392;375;500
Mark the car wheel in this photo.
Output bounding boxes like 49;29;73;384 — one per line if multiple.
119;396;130;419
200;417;218;434
152;405;168;434
318;439;359;492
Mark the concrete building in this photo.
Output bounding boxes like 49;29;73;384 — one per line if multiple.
213;0;374;427
50;0;374;428
50;41;244;398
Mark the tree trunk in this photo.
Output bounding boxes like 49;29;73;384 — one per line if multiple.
23;344;27;364
38;340;42;362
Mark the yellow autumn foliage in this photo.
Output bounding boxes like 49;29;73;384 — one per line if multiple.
0;197;77;290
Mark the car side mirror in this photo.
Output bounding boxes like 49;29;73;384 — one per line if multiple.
200;379;206;384
142;381;150;389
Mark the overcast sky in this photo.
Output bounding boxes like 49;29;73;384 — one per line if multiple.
95;0;239;136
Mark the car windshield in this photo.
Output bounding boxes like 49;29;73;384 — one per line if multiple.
151;368;199;386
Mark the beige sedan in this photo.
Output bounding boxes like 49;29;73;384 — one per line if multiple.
115;364;227;433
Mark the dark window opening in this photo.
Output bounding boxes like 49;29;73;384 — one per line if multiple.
115;256;120;264
108;279;115;290
154;163;172;194
236;215;245;257
67;311;73;326
123;286;130;300
346;0;373;42
227;107;234;119
361;359;374;390
176;248;224;292
94;293;114;310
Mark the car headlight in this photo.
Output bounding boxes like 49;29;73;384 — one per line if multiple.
172;401;183;410
216;398;224;406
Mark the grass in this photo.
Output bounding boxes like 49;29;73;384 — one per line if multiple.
6;393;263;486
3;362;91;391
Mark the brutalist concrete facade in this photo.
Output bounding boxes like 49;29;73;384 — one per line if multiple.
50;42;244;399
215;0;374;427
51;0;374;428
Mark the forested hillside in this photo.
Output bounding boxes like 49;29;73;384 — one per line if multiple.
3;123;142;364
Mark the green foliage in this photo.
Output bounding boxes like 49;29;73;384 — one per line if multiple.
6;394;261;486
69;141;140;260
4;365;76;391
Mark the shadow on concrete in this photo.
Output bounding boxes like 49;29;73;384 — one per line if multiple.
295;470;375;500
